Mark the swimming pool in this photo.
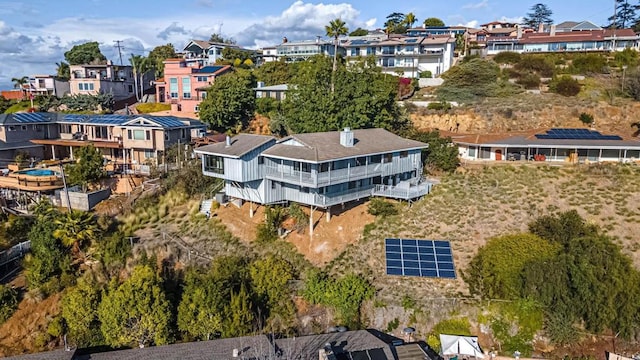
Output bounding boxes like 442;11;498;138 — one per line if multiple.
14;169;59;177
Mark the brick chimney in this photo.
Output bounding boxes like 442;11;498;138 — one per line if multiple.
550;24;556;36
538;23;544;33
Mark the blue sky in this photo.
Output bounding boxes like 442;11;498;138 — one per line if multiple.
0;0;616;89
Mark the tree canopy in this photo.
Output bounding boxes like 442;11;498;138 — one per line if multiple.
384;12;407;34
148;44;177;77
209;33;236;44
198;70;255;132
254;60;296;86
62;278;103;347
423;17;445;27
66;144;106;190
437;58;515;102
407;130;460;173
349;27;369;36
98;265;172;348
608;0;637;29
64;41;107;65
281;55;408;134
523;3;553;29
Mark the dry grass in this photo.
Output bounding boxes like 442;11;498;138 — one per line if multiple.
327;163;640;308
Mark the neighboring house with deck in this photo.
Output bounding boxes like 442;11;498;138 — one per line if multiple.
28;75;70;98
195;128;432;223
0;113;61;167
451;128;640;163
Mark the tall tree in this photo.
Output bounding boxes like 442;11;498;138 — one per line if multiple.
148;44;177;78
222;284;254;338
523;3;554;29
130;55;152;101
385;12;407;34
405;12;417;29
209;33;236;44
62;278;103;347
177;269;225;340
254;60;294;86
55;62;70;81
423;17;446;27
64;41;107;65
325;18;349;93
608;0;637;29
98;265;171;348
198;70;255;131
11;76;28;89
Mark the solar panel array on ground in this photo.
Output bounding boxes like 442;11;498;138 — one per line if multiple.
385;238;456;278
12;113;53;123
535;128;622;141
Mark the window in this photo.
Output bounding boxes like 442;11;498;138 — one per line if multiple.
7;126;15;132
128;85;133;93
94;126;109;139
319;162;330;172
301;162;311;172
60;124;72;133
194;105;199;112
271;180;277;189
21;125;27;131
196;76;208;82
169;78;178;98
201;91;207;99
164;132;169;141
400;151;408;158
144;150;156;158
182;77;191;99
204;155;224;174
348;181;357;189
181;128;186;139
468;146;476;157
146;130;151;140
355;157;366;166
370;154;382;163
300;186;309;193
78;83;94;91
383;153;393;163
258;156;264;165
129;129;146;140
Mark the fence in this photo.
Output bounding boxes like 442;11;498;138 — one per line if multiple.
0;241;31;268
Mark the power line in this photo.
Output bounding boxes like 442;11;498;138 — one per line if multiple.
113;40;125;66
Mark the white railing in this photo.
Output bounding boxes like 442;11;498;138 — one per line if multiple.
314;187;375;207
265;163;384;186
0;241;31;267
372;181;432;200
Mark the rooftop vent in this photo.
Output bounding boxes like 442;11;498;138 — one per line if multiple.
225;135;231;147
339;128;354;147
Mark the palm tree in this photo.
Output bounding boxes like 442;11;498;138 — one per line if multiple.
405;12;417;29
56;62;70;81
129;54;143;101
53;210;99;260
325;18;348;93
11;76;28;90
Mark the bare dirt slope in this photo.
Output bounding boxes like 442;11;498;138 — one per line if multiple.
214;201;374;266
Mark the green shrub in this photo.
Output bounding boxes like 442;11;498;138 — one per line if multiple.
0;284;18;324
255;97;279;115
4;101;31;114
419;70;432;78
427;101;452;111
516;72;541;89
515;55;555;77
386;318;400;332
571;54;607;74
136;103;171;113
579;112;594;125
288;203;308;233
493;51;521;64
549;75;581;96
367;198;398;217
426;318;472;350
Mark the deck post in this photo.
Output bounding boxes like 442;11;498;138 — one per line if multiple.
326;206;331;222
309;206;314;238
51;145;56;160
249;201;254;218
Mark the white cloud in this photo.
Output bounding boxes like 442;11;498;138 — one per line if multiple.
462;0;489;10
498;16;524;24
0;1;376;88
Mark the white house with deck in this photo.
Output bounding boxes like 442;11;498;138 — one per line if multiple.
195;128;433;225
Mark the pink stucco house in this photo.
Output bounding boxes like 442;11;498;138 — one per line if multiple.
155;59;231;113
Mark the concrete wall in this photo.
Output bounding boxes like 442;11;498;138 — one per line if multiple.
57;187;111;211
418;78;444;87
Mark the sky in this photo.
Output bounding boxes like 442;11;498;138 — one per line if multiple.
0;0;617;90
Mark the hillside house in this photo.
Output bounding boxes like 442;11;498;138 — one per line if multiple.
452;128;640;163
154;59;231;112
69;61;153;101
196;128;433;222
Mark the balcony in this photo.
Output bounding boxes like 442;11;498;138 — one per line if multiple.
372;178;433;200
313;187;376;207
265;163;385;187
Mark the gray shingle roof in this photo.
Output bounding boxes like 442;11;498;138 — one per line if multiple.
195;134;276;158
7;330;399;360
261;128;428;162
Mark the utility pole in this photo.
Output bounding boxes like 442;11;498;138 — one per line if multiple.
612;0;617;51
113;40;125;65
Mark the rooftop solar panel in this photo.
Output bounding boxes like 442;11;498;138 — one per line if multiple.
13;113;51;123
536;128;623;141
350;40;368;45
149;116;187;128
385;239;456;279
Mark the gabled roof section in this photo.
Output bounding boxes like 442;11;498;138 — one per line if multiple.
261;128;428;162
194;65;232;76
195;133;276;158
56;113;203;129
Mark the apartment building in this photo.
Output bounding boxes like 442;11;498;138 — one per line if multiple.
276;37;343;62
343;34;456;77
154;59;232;112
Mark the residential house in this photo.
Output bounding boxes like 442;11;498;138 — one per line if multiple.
69;61;152;101
259;46;278;63
0;113;60;167
28;75;70;97
407;26;468;37
555;20;602;32
451;128;640;163
154;59;232;112
254;83;288;100
21;113;206;172
5;329;426;360
276;37;343;62
182;39;246;65
486;27;639;54
343;34;456;77
196;128;432;218
0;90;25;101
